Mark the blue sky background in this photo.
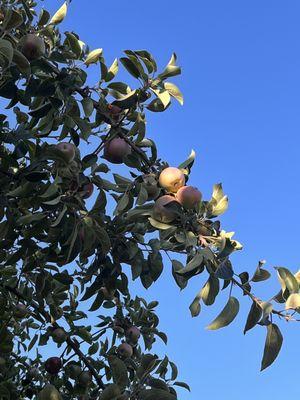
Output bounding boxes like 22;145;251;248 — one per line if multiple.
32;1;300;399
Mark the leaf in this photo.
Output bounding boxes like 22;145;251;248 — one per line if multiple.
164;82;183;105
252;261;271;282
138;389;176;400
49;1;68;25
276;267;299;296
0;39;13;68
206;296;239;330
201;275;219;305
174;381;191;391
120;57;141;79
150;88;171;108
176;252;204;276
171;260;187;290
108;355;129;390
261;323;283;371
208;184;229;217
148;217;174;230
189;295;201;317
12;49;31;75
104;58;119;82
27;333;38;351
244;301;262;334
285;293;300;311
85;48;103;66
178;149;196;171
93;223;111;254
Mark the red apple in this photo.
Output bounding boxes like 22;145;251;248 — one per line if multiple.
19;34;45;61
125;326;140;343
45;357;62;375
118;342;133;358
51;328;67;344
152;195;179;223
103;138;131;164
176;185;202;209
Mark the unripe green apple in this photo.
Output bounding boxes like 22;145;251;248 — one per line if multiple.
152;195;179;223
158;167;185;193
176;185;202;209
19;34;45;61
56;142;76;163
51;328;67;344
103;138;131;164
118;342;133;358
37;384;62;400
143;174;160;200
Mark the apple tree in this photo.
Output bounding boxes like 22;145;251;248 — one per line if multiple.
0;1;299;399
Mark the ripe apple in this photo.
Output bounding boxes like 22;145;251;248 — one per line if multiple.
37;384;61;400
79;182;94;199
118;342;133;358
19;34;45;61
125;326;140;344
56;142;76;163
158;167;185;193
14;303;28;319
45;357;62;375
51;328;67;344
103;138;131;164
77;371;92;387
152;195;179;223
176;185;202;209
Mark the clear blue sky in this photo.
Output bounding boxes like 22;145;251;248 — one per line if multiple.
45;1;300;399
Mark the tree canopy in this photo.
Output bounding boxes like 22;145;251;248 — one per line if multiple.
0;1;299;399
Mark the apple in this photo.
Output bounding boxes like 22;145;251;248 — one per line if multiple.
152;195;179;223
79;182;94;199
37;384;62;400
51;328;67;344
158;167;185;193
176;185;202;209
19;34;45;61
78;371;92;387
118;342;133;358
45;357;62;375
125;326;140;344
143;174;160;200
56;142;76;163
103;138;131;164
14;303;28;319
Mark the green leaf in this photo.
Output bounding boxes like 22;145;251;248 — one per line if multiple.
150;88;171;108
178;149;196;171
138;389;176;400
81;97;94;117
108;355;129;390
120;57;141;79
164;82;183;105
85;48;103;65
171;260;187;290
276;267;299;296
174;381;191;392
13;49;31;76
189;295;201;317
27;333;39;352
207;183;228;217
104;58;119;82
148;217;174;230
49;1;68;25
0;39;13;68
244;301;262;334
261;323;283;371
285;293;300;311
201;275;219;305
206;296;239;330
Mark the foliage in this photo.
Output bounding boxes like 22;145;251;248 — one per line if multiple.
0;0;298;398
